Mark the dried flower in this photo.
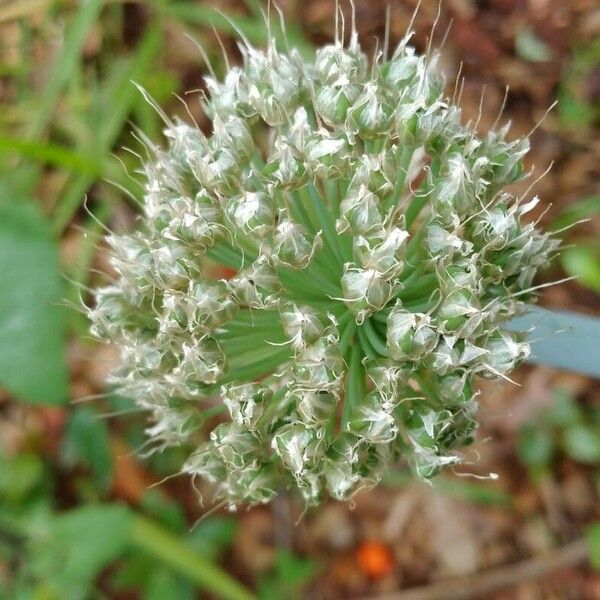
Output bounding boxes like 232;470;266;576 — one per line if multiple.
89;15;559;509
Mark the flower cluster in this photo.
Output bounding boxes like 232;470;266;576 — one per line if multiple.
90;24;559;508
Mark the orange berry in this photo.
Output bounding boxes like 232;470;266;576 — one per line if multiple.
356;540;394;579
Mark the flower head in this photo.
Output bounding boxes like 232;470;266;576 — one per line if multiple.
90;19;559;509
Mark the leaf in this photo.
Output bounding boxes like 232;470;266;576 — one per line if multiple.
561;425;600;464
507;307;600;379
0;199;68;404
189;516;238;561
258;550;316;600
25;0;104;140
545;388;582;428
129;515;255;600
517;424;554;474
52;25;163;233
63;407;114;490
586;522;600;570
550;194;600;231
0;452;44;505
29;504;132;599
560;245;600;294
145;568;194;600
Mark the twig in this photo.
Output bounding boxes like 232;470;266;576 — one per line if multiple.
367;539;588;600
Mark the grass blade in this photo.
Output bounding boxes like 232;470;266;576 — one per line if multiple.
130;514;257;600
52;25;162;233
25;0;104;140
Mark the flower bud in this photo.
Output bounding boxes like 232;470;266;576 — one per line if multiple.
337;184;384;235
183;443;227;482
227;191;275;237
230;256;281;309
222;382;271;429
387;304;437;361
210;423;262;469
347;390;397;444
212;115;254;164
348;83;393;140
354;227;409;277
280;303;327;350
172;336;227;385
293;336;345;395
272;218;322;269
341;266;393;324
484;330;530;375
293;389;338;430
271;423;323;475
324;433;361;500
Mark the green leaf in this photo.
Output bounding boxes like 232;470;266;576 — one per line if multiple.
545;388;582;428
586;522;600;570
29;504;132;599
507;307;600;379
550;194;600;231
561;425;600;464
0;136;101;175
130;514;256;600
517;424;554;474
145;568;194;600
63;407;114;490
25;0;104;141
560;245;600;294
52;24;163;233
189;516;238;561
258;550;316;600
0;452;44;505
0;199;68;404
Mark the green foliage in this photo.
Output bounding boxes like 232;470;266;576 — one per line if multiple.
0;452;45;505
518;389;600;476
551;194;600;296
0;198;68;405
558;36;600;130
258;550;317;600
28;504;131;600
586;522;600;571
62;407;114;490
517;425;554;477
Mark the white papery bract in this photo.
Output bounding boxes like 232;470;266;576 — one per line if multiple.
90;18;559;509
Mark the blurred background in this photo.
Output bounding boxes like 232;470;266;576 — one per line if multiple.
0;0;599;598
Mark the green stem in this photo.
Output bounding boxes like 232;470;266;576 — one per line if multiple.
277;268;333;301
130;515;256;600
342;343;364;430
222;309;281;329
362;319;389;357
405;193;429;230
224;347;291;383
207;243;245;270
397;273;438;302
310;183;346;266
386;145;414;211
357;326;377;361
219;332;287;355
338;320;357;357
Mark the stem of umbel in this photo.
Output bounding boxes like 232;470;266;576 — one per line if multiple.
88;10;559;508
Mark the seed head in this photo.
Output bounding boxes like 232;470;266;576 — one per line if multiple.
90;16;559;509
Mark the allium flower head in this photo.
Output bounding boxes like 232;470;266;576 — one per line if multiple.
90;16;559;508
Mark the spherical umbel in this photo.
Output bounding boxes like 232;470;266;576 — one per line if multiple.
89;14;559;509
